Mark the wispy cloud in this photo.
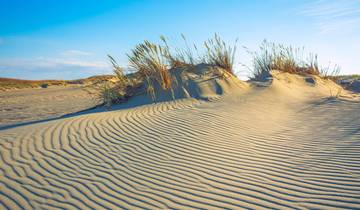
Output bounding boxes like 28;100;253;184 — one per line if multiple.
0;48;114;79
61;50;93;57
0;56;111;79
0;57;108;69
300;0;360;33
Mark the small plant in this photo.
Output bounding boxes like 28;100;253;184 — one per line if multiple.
249;40;340;80
101;82;122;108
108;55;132;87
161;34;199;68
203;34;237;74
127;40;172;99
320;64;341;80
99;55;139;107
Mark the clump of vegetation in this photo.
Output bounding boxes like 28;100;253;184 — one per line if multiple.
0;78;67;90
104;34;238;105
161;34;238;74
127;40;172;100
101;82;123;108
109;55;132;88
161;34;200;69
99;55;141;108
249;40;340;80
203;34;237;74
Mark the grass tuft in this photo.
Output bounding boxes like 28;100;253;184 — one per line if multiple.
127;40;172;97
203;34;237;74
249;40;340;80
161;34;199;68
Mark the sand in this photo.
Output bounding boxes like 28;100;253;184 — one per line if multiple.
0;70;359;209
0;85;99;128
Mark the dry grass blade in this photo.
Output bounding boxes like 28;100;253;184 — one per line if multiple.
249;40;340;80
160;34;199;68
203;34;237;74
108;55;131;87
127;40;172;100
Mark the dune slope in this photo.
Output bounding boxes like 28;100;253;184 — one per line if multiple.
0;72;360;209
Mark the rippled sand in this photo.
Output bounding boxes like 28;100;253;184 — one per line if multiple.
1;72;359;209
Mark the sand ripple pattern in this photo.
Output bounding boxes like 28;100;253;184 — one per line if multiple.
1;93;360;209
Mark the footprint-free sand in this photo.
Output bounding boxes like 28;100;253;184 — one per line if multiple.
1;71;359;209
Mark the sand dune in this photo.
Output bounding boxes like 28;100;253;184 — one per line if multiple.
1;71;360;209
0;86;98;128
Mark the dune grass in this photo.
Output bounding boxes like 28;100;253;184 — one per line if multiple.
161;34;200;69
108;55;132;87
249;40;340;80
127;40;172;101
104;36;342;106
161;34;237;74
100;83;123;108
203;34;237;74
99;55;132;107
119;34;236;102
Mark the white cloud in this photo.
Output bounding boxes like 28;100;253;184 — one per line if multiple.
300;0;360;33
0;57;113;79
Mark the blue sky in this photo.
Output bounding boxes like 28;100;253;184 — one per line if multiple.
0;0;359;79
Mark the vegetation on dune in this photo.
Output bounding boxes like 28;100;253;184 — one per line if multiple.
103;36;343;107
161;34;200;68
0;76;114;91
104;34;238;106
127;40;172;101
161;33;238;74
248;40;340;80
4;35;346;108
203;34;237;75
100;55;146;107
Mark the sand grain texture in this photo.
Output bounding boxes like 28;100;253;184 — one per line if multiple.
0;72;360;209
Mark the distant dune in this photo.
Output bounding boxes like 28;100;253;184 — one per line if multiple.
0;75;115;91
0;86;99;128
0;75;117;127
1;67;359;209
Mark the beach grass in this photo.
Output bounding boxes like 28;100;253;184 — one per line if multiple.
248;40;340;80
203;34;237;74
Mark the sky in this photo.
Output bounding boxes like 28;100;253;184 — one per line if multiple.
0;0;359;80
